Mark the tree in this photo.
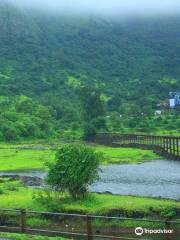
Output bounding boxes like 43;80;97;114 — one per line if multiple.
83;122;97;141
78;85;105;122
46;144;102;199
78;85;106;139
15;96;35;114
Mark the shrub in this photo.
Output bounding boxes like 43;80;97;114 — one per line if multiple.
46;144;102;199
3;180;24;191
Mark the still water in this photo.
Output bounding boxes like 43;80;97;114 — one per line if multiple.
91;160;180;200
0;160;180;199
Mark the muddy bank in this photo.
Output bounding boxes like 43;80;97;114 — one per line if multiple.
0;175;44;187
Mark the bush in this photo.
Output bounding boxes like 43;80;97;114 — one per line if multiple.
3;180;24;191
46;144;102;199
27;217;51;228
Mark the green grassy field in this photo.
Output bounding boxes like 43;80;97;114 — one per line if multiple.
0;144;160;171
0;147;55;171
0;232;67;240
52;194;179;218
96;146;160;164
0;181;179;218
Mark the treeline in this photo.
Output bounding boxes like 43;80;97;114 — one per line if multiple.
0;1;180;140
106;111;180;135
0;94;179;142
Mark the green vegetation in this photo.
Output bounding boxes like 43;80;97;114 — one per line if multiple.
0;1;180;140
43;193;179;218
79;85;106;140
0;144;160;171
0;184;179;219
47;144;102;199
27;217;51;228
94;219;165;229
0;2;179;232
0;187;43;211
0;178;24;193
93;218;179;230
0;96;58;141
0;232;67;240
97;146;161;164
0;146;55;171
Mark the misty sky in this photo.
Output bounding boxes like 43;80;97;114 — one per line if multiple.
10;0;180;17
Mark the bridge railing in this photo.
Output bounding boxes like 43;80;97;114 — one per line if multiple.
95;133;180;160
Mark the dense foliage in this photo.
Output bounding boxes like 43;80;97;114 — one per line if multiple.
0;96;57;141
46;144;102;199
0;1;180;140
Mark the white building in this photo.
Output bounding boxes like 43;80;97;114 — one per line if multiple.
169;98;175;108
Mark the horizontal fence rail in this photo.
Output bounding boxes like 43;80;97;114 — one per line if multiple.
0;209;180;240
95;133;180;160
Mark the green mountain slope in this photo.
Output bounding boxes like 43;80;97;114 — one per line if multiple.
0;1;180;140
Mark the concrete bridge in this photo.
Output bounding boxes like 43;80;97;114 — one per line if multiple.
95;133;180;160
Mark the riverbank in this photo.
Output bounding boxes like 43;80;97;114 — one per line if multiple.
0;159;179;199
0;143;161;171
0;180;179;219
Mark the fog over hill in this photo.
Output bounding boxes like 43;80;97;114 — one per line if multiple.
0;0;180;140
9;0;180;17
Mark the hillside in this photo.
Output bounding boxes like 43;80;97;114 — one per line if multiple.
0;0;180;141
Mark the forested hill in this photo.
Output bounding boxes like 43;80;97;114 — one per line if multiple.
0;0;180;140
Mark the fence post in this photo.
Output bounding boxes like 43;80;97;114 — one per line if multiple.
20;209;26;233
165;220;171;240
86;215;93;240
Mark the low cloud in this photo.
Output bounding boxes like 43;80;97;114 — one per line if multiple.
9;0;180;17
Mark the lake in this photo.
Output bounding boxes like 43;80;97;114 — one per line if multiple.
1;160;180;199
91;160;180;199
